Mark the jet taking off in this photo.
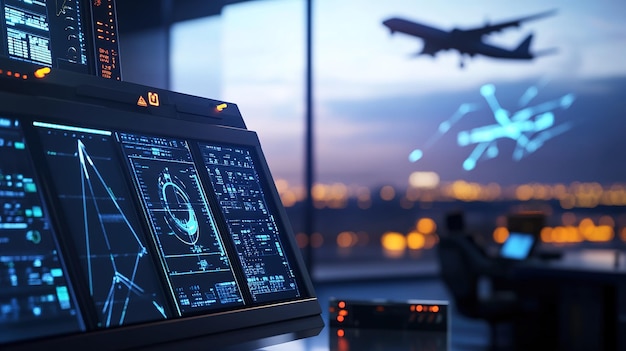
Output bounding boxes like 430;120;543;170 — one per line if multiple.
382;10;557;67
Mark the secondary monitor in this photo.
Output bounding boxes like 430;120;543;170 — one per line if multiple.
0;0;121;80
0;60;322;350
0;117;85;344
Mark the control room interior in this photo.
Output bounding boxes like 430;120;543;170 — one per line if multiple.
1;1;625;350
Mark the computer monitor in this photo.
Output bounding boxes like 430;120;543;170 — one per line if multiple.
0;116;85;344
0;0;121;80
498;231;537;261
0;60;322;350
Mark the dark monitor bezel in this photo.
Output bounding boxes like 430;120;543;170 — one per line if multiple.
0;68;322;350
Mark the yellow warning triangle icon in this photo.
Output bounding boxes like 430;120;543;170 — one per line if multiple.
137;96;148;107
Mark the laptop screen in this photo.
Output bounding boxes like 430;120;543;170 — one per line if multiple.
499;232;536;260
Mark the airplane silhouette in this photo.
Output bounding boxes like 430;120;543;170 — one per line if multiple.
382;10;557;68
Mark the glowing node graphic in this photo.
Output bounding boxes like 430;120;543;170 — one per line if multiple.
480;84;495;96
409;149;423;163
409;81;576;171
463;159;476;171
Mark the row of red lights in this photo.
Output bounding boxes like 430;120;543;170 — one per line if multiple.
332;301;441;325
0;69;29;80
332;301;444;338
411;304;440;313
334;301;348;324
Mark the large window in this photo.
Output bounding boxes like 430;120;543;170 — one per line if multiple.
171;0;305;192
170;0;626;279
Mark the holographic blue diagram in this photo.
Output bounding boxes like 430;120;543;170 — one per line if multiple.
409;82;576;171
77;140;167;326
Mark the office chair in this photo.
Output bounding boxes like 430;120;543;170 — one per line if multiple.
437;235;520;350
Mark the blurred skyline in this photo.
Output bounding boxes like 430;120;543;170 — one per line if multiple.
171;0;626;189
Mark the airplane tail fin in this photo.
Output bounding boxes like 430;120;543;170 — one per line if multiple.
515;32;559;58
514;33;534;57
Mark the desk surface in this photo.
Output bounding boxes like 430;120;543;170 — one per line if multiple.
259;249;626;351
258;277;485;351
510;248;626;351
518;248;626;280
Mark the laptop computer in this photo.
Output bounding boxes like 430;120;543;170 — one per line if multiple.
499;231;537;261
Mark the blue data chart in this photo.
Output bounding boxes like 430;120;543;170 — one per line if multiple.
199;143;301;303
0;118;83;344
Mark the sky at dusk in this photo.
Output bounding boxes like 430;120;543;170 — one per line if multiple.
171;0;626;189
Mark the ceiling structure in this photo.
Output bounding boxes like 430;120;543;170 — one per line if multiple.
116;0;256;34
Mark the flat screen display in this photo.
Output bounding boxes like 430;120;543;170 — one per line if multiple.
34;122;171;328
499;232;535;260
199;143;301;303
0;117;84;344
0;0;121;79
22;118;312;328
117;132;245;315
0;0;88;72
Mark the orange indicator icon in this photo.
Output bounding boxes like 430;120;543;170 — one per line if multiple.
148;92;160;106
137;96;148;107
34;67;51;79
216;103;227;112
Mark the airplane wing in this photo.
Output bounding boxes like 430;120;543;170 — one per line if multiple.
457;9;557;38
420;41;446;56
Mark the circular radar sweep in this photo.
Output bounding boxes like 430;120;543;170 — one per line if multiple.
158;168;199;245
